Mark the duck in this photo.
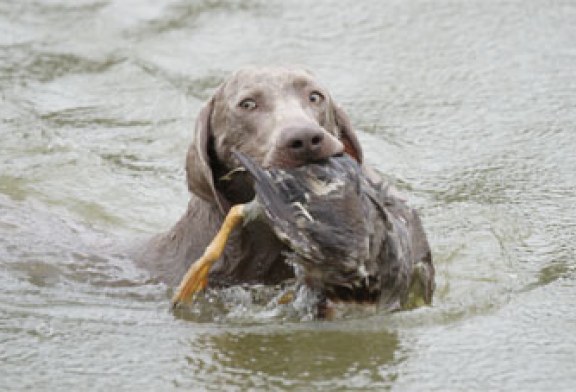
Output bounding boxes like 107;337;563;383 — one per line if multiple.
172;151;435;315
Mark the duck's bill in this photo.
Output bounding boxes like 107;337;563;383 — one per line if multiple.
171;204;246;307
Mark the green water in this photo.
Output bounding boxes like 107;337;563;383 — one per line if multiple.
1;0;575;390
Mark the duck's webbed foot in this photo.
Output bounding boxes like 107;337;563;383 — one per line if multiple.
171;204;246;307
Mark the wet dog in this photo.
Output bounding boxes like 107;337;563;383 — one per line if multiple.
138;66;433;310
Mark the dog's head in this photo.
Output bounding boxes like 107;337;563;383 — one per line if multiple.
186;66;363;212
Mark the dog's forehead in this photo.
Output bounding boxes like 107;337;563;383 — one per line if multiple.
223;67;318;96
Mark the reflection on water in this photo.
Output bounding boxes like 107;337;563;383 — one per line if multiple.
189;329;399;389
1;0;576;390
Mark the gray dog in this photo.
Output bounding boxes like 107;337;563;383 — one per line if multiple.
138;66;433;308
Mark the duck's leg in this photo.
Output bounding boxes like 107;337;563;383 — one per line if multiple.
171;204;247;307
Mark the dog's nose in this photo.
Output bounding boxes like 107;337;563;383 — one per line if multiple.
279;126;343;165
285;127;324;155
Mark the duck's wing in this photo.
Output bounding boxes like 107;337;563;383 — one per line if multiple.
234;151;321;259
298;157;371;264
234;152;370;266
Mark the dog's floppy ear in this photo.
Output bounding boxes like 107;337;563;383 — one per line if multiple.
332;103;363;164
186;94;229;213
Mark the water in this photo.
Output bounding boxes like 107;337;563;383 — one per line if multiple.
1;0;575;390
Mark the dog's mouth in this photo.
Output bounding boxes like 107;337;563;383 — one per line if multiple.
260;153;342;171
214;163;255;205
216;152;347;206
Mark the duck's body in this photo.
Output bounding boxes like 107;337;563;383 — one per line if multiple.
172;153;435;313
236;153;434;310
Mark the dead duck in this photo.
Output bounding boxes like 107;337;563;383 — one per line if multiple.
172;152;434;315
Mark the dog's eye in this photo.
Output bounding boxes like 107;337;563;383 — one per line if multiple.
309;91;324;104
239;98;257;110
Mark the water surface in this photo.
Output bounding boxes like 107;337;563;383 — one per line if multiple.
1;0;575;390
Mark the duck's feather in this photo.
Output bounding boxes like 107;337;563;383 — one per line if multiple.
235;152;384;287
233;151;434;307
